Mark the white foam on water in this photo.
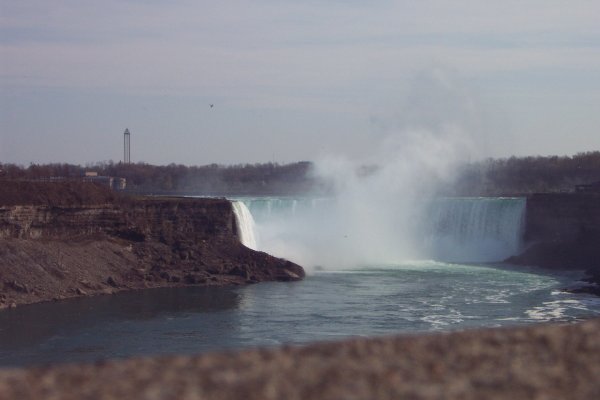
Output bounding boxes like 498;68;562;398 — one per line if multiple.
483;290;511;304
421;310;465;330
525;299;587;321
311;260;473;274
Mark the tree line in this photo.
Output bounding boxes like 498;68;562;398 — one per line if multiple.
2;152;600;195
0;161;316;195
450;151;600;195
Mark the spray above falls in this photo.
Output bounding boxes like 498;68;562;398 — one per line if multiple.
235;70;504;269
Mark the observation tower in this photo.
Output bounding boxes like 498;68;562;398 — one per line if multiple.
123;128;131;164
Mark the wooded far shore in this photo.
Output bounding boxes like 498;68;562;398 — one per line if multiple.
3;151;600;196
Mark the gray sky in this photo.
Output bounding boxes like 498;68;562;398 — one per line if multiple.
1;0;600;165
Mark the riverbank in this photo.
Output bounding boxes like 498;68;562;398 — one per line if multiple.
0;182;304;309
1;318;598;399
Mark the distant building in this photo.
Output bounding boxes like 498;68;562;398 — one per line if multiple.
114;177;127;190
18;173;126;191
82;174;127;190
575;181;600;193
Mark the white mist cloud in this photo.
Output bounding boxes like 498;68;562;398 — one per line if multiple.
252;70;479;269
253;123;475;269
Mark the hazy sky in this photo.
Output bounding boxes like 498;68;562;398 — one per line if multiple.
1;1;600;165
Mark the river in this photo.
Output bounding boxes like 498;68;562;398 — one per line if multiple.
1;196;599;368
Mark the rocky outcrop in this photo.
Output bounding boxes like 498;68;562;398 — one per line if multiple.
0;198;236;241
506;193;600;288
520;193;600;245
0;197;304;309
1;318;599;400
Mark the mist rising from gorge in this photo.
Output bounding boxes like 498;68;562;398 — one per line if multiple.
251;70;481;269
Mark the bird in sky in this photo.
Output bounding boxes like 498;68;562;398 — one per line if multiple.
209;104;214;108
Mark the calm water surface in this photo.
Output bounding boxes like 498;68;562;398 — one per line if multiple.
1;262;600;368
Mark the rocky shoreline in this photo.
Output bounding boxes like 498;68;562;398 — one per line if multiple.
0;182;304;309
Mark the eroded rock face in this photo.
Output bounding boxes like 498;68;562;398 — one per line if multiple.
522;193;600;245
0;198;236;241
0;198;304;309
506;193;600;287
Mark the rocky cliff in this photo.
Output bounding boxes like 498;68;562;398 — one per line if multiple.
0;195;304;309
522;193;600;244
0;199;236;242
507;193;600;289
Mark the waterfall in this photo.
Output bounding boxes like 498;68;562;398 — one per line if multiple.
240;197;329;220
423;197;526;262
232;201;258;250
233;196;526;266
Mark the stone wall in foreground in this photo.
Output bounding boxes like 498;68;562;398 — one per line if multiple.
0;318;598;400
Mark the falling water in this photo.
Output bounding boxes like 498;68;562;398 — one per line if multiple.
231;201;258;250
235;196;526;265
422;197;526;262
